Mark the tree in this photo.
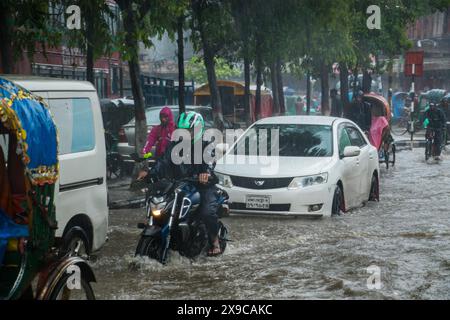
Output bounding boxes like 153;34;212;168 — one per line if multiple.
230;0;255;125
140;0;189;113
0;0;62;74
62;0;116;85
190;0;236;124
185;56;241;83
116;0;152;157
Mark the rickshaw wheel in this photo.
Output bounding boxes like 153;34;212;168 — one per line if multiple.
48;273;95;300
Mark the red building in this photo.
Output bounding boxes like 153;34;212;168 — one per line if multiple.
0;1;123;99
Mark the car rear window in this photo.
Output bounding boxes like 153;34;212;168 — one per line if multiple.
234;123;333;157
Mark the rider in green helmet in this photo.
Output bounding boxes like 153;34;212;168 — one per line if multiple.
177;111;205;143
138;111;223;256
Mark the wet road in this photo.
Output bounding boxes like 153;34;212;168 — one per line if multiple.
91;148;450;299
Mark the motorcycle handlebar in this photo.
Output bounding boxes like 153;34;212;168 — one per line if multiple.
180;174;214;183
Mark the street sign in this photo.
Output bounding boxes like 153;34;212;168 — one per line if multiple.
404;51;424;77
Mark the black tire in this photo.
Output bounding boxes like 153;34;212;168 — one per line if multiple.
368;174;379;202
390;144;396;166
218;222;228;254
425;140;432;161
331;185;344;216
135;236;162;260
60;227;90;259
384;149;389;169
48;273;95;300
185;224;209;258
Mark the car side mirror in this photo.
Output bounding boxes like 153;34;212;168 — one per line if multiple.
342;146;360;158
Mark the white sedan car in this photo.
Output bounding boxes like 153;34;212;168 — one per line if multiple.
214;116;380;217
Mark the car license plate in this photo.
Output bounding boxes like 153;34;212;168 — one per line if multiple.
246;195;270;209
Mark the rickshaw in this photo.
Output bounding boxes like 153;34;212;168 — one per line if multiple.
0;77;95;299
363;93;396;169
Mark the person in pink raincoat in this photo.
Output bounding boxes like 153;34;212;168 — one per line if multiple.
141;106;175;158
369;116;389;150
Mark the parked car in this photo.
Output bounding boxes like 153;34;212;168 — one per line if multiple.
214;115;380;217
117;105;236;165
2;75;108;256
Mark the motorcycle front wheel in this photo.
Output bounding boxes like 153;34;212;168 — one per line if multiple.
135;236;162;261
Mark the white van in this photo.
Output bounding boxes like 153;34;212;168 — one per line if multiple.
2;76;108;256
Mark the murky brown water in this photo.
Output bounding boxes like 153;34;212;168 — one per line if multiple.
91;148;450;299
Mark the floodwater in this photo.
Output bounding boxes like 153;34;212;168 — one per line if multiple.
91;148;450;299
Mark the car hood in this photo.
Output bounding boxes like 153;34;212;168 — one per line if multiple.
215;155;334;178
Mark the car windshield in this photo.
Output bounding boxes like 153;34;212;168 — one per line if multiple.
233;124;333;157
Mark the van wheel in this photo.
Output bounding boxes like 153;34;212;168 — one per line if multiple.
331;185;343;216
61;227;90;259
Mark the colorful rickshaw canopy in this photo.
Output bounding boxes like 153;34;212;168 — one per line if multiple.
0;77;58;185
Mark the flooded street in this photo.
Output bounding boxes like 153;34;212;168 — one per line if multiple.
91;148;450;300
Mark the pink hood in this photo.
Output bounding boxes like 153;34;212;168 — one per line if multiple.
160;106;175;131
142;107;175;157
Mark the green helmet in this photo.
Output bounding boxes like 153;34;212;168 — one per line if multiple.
177;111;205;143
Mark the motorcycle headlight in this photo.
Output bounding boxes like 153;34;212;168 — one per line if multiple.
150;198;167;216
288;173;328;190
215;172;233;188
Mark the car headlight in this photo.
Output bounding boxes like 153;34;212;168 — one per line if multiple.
288;173;328;189
215;172;233;188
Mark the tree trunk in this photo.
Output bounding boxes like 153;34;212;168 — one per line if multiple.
362;69;372;93
387;58;393;108
255;37;263;120
85;18;94;85
177;15;185;114
276;59;285;114
270;62;280;115
203;49;223;124
306;71;311;115
243;51;251;126
339;62;350;116
320;63;330;115
195;4;223;125
119;2;147;155
0;4;14;74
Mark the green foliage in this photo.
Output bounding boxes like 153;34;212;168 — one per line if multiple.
0;0;63;63
61;0;117;60
185;56;241;83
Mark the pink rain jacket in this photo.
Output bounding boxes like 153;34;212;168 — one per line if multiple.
142;107;175;157
369;116;389;150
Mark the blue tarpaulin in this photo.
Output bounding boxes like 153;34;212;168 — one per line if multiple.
0;209;29;266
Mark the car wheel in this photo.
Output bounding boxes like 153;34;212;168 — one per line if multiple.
331;185;344;216
368;174;379;202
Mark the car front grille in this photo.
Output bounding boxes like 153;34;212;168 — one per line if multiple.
230;176;293;189
230;203;291;212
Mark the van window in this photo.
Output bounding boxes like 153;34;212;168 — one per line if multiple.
48;98;95;154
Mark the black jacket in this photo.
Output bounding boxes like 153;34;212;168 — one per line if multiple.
347;100;372;132
149;140;218;187
423;107;447;130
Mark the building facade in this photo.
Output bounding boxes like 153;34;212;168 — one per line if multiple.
403;7;450;92
0;0;123;99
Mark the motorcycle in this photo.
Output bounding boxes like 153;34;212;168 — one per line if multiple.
135;175;229;264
